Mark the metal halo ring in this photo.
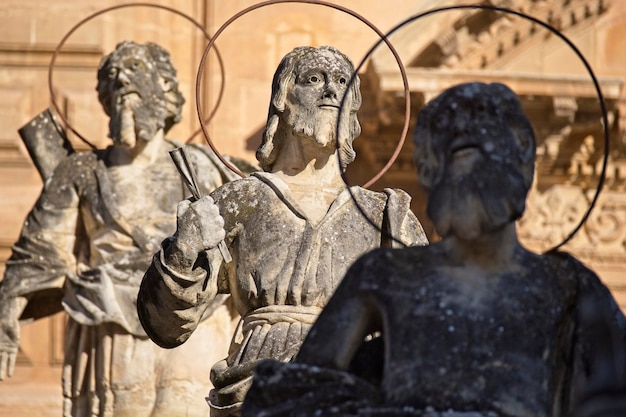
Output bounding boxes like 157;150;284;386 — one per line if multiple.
195;0;411;182
48;2;226;149
347;4;609;251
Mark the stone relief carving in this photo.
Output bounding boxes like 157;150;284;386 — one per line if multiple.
519;184;626;263
518;184;590;251
242;82;626;417
0;41;240;417
585;193;626;249
413;0;612;70
137;45;428;417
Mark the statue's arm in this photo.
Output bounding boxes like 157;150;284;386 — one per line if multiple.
137;237;222;348
0;157;80;379
137;193;227;348
568;258;626;415
1;158;80;303
295;255;380;370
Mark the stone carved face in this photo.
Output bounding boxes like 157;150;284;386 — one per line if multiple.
284;49;352;149
413;82;536;240
97;41;184;148
257;46;362;172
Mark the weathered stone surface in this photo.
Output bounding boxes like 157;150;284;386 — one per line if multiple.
243;83;626;417
0;41;238;417
137;45;428;417
18;109;73;182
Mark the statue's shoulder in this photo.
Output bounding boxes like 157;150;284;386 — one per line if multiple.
212;174;267;198
349;186;414;211
180;141;260;182
383;187;412;200
347;187;393;212
350;186;386;200
50;148;108;181
347;245;433;287
536;250;607;299
542;250;594;276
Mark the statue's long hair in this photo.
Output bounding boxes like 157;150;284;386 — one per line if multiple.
96;41;185;133
256;46;362;172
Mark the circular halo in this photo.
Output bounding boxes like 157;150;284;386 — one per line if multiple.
344;4;609;251
195;0;411;181
48;2;226;148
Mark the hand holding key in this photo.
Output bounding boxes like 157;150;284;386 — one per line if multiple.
169;147;232;264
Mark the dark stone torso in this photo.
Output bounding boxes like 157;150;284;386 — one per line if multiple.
359;247;579;417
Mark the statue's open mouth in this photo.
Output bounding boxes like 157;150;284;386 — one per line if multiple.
450;142;482;159
318;104;339;110
116;91;140;106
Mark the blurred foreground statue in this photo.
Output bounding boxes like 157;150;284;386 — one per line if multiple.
137;45;428;417
0;41;240;417
243;82;626;417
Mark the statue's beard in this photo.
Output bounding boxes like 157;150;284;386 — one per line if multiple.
286;105;351;150
109;92;168;148
428;159;528;240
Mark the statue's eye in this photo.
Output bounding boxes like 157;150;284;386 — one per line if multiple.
125;59;145;72
309;75;320;83
339;77;347;85
108;68;118;79
434;116;448;131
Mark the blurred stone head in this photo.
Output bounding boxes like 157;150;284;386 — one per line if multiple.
257;46;362;172
413;82;536;240
96;41;185;147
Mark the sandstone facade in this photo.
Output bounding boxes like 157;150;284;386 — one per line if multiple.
1;1;625;415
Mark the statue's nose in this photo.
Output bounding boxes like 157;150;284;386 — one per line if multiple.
323;82;338;100
117;70;131;86
453;119;469;136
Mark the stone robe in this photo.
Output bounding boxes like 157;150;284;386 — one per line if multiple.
138;172;428;416
0;141;235;417
242;248;626;417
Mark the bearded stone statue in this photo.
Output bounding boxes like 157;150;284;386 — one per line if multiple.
241;82;626;417
0;41;239;417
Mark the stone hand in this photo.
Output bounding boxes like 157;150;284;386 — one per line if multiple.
0;314;20;381
174;196;226;255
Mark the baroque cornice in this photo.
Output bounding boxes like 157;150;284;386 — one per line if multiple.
436;0;611;70
370;0;612;72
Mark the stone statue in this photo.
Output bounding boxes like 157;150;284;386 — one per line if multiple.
137;45;429;417
0;41;240;417
242;82;626;417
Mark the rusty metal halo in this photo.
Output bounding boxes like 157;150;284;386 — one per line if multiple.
48;2;226;149
345;3;609;251
195;0;411;183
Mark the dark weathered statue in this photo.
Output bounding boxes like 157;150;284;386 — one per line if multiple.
137;45;428;417
0;41;238;417
242;82;626;417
